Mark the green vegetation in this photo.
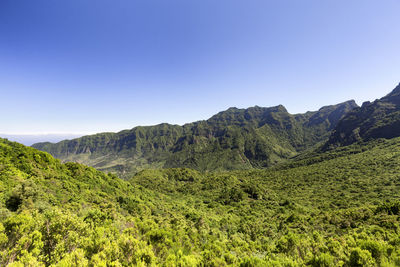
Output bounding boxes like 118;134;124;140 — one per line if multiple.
2;134;400;266
326;83;400;149
32;101;357;178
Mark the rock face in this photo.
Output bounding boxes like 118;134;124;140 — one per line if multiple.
325;83;400;149
33;101;358;177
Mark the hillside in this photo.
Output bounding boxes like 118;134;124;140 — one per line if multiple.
3;136;400;265
325;83;400;149
32;101;357;177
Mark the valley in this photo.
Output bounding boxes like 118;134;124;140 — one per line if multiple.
1;85;400;265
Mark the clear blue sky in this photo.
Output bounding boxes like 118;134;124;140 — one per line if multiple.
1;0;399;135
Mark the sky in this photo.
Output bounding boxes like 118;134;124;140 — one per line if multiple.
1;0;400;139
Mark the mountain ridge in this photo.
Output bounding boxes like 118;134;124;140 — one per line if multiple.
4;129;400;265
325;83;400;149
33;100;358;177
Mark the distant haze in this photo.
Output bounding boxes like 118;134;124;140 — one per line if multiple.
0;134;85;146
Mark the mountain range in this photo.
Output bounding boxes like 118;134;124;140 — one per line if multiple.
32;100;358;177
32;83;400;179
2;82;400;265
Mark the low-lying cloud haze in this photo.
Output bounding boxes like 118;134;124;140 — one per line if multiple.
0;134;85;146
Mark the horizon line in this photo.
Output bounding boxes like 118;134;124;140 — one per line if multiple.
0;132;94;136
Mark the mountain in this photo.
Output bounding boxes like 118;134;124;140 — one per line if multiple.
325;83;400;149
32;101;358;177
3;135;400;265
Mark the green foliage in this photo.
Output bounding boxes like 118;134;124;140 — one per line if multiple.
309;253;335;267
32;101;357;177
326;83;400;148
2;136;400;265
349;248;375;266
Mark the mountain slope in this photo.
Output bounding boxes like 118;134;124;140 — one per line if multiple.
32;101;357;177
325;83;400;149
4;136;400;265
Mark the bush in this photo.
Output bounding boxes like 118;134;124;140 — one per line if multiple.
349;248;375;267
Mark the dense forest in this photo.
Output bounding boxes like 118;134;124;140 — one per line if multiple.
2;135;400;266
